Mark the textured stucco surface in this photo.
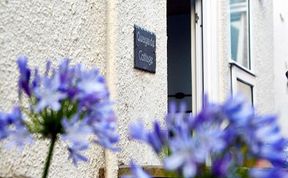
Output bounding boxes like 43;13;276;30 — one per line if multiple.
250;0;275;114
273;0;288;136
218;0;231;101
0;0;107;177
113;0;166;167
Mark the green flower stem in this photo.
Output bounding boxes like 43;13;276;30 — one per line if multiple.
42;134;57;178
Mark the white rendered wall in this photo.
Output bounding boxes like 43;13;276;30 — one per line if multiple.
113;0;167;170
105;0;167;177
273;0;288;136
0;0;108;177
250;0;274;114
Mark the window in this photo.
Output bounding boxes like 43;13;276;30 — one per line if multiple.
229;0;254;105
230;62;255;106
229;0;251;69
237;79;253;105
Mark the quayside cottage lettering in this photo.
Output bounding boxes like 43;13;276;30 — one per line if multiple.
138;50;153;66
137;32;155;48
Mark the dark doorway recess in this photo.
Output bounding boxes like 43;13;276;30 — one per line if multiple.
167;0;190;15
167;0;192;112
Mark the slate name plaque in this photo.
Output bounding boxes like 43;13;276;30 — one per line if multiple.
134;25;156;73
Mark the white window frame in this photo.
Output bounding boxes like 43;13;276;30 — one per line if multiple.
191;0;221;111
229;0;255;104
229;0;253;71
230;61;256;106
191;0;203;113
202;0;220;102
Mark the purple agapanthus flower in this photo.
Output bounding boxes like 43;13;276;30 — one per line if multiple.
164;120;225;178
250;168;288;178
128;95;288;178
61;115;92;164
0;112;9;139
222;96;287;167
0;56;119;166
122;161;151;178
0;107;33;149
17;56;31;97
129;120;147;141
250;115;287;166
222;95;254;127
31;68;41;89
212;153;232;177
91;118;119;151
34;75;67;112
67;143;89;166
129;101;226;178
61;116;92;145
6;124;33;150
129;121;167;154
77;68;109;107
163;128;199;178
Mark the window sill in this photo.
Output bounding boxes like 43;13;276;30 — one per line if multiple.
229;61;256;77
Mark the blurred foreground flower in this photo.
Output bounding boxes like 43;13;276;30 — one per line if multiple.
0;56;119;178
126;96;288;178
122;161;151;178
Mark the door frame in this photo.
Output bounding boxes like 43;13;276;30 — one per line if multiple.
202;0;219;102
191;0;203;112
191;0;219;113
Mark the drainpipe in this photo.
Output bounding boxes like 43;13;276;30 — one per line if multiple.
105;0;118;177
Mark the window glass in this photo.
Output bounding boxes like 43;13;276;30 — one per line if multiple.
230;0;250;69
237;79;253;105
230;0;246;4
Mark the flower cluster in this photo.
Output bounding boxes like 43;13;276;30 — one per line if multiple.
0;56;119;165
0;107;32;149
128;95;288;178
